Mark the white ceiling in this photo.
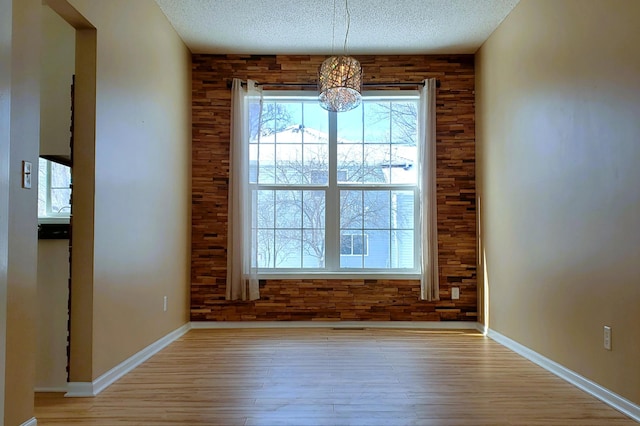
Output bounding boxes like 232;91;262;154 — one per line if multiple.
155;0;520;55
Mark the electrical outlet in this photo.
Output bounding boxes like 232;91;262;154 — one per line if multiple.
603;325;611;350
451;287;460;300
163;296;168;312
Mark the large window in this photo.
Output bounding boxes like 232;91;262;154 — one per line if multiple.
250;93;420;274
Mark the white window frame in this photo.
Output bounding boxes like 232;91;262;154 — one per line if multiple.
253;91;421;279
38;158;71;224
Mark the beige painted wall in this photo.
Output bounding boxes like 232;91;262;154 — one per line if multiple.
40;5;74;157
68;24;96;383
37;4;75;394
36;240;69;391
476;0;640;405
66;0;192;380
3;0;41;424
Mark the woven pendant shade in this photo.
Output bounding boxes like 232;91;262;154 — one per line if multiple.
318;55;363;112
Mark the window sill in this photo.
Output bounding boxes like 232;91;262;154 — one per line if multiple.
257;272;421;280
38;216;70;225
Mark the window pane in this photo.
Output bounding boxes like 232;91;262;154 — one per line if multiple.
364;231;389;268
38;159;47;217
50;189;71;214
275;144;303;184
389;145;417;184
303;144;328;185
337;104;362;143
259;102;293;138
275;230;301;268
392;191;415;229
303;229;325;268
340;235;352;255
391;230;414;268
275;190;302;228
256;229;275;268
276;103;303;143
391;101;418;145
363;144;390;184
308;169;328;185
337;144;363;184
256;190;274;228
340;190;362;230
50;161;71;188
352;234;366;255
302;191;325;229
257;143;275;184
275;124;303;144
275;142;303;162
364;102;390;144
363;190;390;229
340;231;363;268
303;103;328;137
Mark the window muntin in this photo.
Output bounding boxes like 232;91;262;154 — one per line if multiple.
250;94;420;274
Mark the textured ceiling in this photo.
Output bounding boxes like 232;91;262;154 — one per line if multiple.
155;0;520;55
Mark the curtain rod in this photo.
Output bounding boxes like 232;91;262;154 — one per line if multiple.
227;80;440;89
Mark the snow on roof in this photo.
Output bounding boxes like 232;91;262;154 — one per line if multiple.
254;125;417;164
252;126;417;184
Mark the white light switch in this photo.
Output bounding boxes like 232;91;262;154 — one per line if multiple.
22;161;32;189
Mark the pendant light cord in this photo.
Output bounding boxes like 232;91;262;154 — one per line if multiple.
331;0;336;55
343;0;351;55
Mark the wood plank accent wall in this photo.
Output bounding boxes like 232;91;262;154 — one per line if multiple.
191;54;476;321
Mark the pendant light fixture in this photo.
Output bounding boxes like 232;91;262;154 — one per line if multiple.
318;0;363;112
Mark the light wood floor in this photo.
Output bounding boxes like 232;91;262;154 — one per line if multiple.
35;328;636;425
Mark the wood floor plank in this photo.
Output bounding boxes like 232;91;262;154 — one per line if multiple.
35;329;637;425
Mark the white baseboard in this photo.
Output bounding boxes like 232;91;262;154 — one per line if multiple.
487;328;640;423
35;386;68;393
20;417;37;426
65;382;94;397
190;320;480;330
66;323;191;397
475;322;487;335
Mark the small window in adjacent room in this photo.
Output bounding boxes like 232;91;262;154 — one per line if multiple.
38;157;71;224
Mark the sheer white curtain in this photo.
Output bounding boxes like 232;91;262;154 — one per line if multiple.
419;78;439;301
227;78;261;301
